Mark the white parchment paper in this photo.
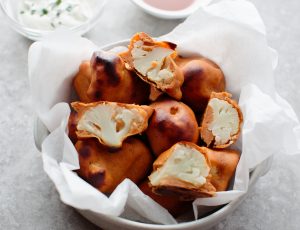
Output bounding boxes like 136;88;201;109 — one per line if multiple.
28;0;300;225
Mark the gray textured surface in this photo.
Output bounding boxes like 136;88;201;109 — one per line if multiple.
0;0;299;229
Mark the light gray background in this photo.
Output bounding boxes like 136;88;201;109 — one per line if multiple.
0;0;299;229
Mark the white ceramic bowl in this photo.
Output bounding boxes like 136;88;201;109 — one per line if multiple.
0;0;106;41
130;0;212;19
33;40;273;230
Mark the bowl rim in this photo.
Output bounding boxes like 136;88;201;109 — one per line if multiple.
130;0;212;19
33;39;272;229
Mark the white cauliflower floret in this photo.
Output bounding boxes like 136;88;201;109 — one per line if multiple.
208;98;239;145
77;104;143;147
131;41;174;84
149;143;210;186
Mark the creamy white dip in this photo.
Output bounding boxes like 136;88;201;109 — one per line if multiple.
18;0;96;30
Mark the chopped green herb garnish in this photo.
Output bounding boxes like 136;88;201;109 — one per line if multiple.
20;11;25;14
56;0;62;6
50;22;56;28
31;9;36;15
56;10;61;17
41;9;48;16
66;5;73;12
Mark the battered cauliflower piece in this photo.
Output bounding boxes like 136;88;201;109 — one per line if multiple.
76;138;152;193
71;101;153;148
200;92;243;148
73;61;92;102
149;142;216;200
120;32;184;100
205;148;240;191
87;50;149;104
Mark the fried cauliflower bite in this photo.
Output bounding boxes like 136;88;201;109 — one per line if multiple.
176;57;226;114
67;110;79;144
120;32;184;100
139;180;191;217
76;138;153;193
146;99;199;157
205;148;240;191
149;142;216;200
87;50;150;104
73;61;92;102
71;101;153;148
200;92;243;148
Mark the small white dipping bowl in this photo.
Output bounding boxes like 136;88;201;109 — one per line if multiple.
0;0;106;41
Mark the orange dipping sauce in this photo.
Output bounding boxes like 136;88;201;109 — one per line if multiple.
144;0;195;11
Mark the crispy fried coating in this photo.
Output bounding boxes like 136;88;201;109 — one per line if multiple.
67;110;79;144
87;50;150;104
205;148;240;191
176;57;225;114
146;99;199;157
76;138;153;193
139;180;191;217
73;61;92;102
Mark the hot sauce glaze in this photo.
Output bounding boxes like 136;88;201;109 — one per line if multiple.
144;0;195;11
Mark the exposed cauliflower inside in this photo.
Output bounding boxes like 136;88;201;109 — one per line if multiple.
149;144;210;187
208;98;239;145
77;104;144;147
131;41;174;84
